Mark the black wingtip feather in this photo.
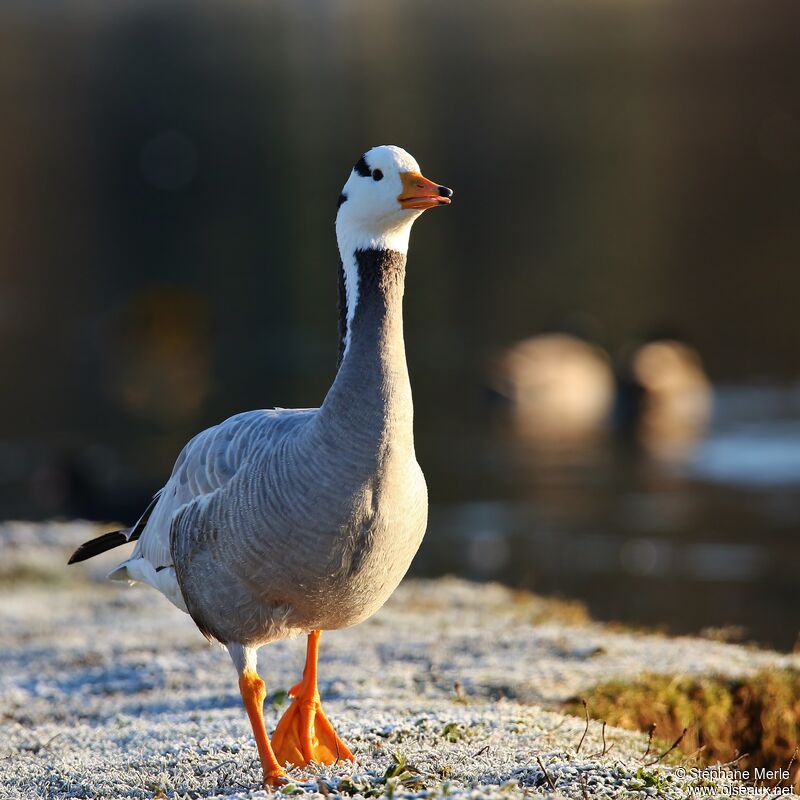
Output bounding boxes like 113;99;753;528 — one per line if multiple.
68;492;161;565
67;529;130;564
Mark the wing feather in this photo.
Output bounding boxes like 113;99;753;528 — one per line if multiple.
129;409;313;570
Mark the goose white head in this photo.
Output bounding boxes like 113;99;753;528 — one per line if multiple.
336;146;452;362
336;145;452;256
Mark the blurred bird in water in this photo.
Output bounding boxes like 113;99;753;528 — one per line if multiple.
618;338;712;462
68;146;452;787
488;333;615;448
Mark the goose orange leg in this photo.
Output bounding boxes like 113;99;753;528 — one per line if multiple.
271;630;355;767
238;671;287;787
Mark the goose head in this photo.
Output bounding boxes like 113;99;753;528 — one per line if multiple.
336;145;452;255
334;146;452;364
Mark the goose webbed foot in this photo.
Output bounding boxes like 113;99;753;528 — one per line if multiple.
271;630;355;767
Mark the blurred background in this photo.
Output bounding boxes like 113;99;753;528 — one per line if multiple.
1;0;798;647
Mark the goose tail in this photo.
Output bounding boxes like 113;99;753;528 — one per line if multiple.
68;529;132;564
67;490;162;566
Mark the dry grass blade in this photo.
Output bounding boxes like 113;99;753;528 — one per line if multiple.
576;698;589;754
714;751;749;769
536;756;557;793
783;747;799;795
642;723;657;760
646;727;689;765
785;746;798;777
685;744;707;763
589;720;613;758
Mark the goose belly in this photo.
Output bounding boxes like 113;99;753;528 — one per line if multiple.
274;462;427;632
181;464;428;645
324;487;427;628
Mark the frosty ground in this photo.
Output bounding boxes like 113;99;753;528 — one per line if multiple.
1;522;797;799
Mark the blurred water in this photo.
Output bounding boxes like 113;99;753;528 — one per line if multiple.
414;384;800;650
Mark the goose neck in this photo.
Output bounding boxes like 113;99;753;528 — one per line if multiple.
319;245;413;440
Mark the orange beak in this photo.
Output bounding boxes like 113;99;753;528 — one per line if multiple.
398;171;453;210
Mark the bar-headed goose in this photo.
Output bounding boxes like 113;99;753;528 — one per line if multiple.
69;145;452;787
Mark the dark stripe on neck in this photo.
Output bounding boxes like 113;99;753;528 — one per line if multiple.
354;248;406;300
337;248;406;369
337;262;347;368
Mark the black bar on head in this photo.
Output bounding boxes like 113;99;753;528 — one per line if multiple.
353;155;370;177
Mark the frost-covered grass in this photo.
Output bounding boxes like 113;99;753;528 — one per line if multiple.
1;522;798;799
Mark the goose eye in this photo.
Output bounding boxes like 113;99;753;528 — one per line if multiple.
372;169;383;182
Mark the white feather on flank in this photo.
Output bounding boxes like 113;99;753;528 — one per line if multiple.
119;558;189;613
